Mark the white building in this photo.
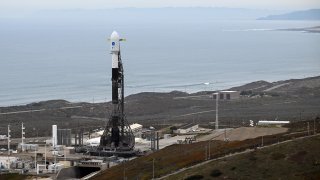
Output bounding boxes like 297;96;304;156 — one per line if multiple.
0;135;7;140
174;123;199;134
0;156;18;169
213;91;240;100
86;137;101;146
18;143;39;151
258;121;290;126
130;123;143;138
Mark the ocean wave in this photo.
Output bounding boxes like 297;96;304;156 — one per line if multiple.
223;28;274;32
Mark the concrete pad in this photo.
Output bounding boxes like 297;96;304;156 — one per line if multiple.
198;127;288;141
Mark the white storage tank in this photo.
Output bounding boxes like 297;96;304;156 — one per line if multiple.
52;125;57;147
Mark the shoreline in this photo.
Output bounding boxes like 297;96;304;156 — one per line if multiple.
278;26;320;33
1;75;320;108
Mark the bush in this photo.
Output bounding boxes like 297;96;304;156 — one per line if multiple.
240;90;253;95
271;153;286;160
185;175;204;180
210;169;222;177
248;153;257;161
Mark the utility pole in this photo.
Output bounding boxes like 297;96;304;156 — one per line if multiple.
123;161;126;180
300;111;301;121
64;148;66;161
7;125;10;156
34;149;37;173
215;92;219;130
54;154;57;174
205;145;207;160
314;118;316;135
152;158;155;179
307;122;310;136
44;144;47;171
208;141;211;159
261;136;264;147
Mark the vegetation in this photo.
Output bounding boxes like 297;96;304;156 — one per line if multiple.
165;135;320;180
93;120;320;180
210;169;222;177
270;152;286;160
184;175;204;180
0;173;42;180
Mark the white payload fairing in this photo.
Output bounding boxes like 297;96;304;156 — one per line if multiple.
110;31;120;69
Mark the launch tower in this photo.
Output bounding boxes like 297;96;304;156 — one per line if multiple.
98;31;135;152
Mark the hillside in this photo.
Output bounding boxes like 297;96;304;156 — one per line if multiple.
229;76;320;95
258;9;320;20
0;76;319;138
91;120;320;180
165;135;320;180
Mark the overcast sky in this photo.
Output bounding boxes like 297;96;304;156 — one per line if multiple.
1;0;319;11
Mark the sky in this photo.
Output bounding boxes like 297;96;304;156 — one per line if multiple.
0;0;319;12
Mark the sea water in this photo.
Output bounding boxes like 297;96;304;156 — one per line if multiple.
0;17;319;106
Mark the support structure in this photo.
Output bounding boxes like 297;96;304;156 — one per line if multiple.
21;122;25;152
98;31;134;152
7;125;11;156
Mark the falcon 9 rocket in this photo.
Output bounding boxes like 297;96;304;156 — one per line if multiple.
99;31;135;151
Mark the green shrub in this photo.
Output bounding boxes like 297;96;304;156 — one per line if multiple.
271;153;286;160
249;153;257;161
185;174;204;180
210;169;222;177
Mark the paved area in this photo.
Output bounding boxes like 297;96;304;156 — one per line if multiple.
134;135;195;151
198;127;288;141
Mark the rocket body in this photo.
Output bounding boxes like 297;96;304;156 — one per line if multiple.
110;31;120;104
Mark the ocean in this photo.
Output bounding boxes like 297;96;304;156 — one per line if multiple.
0;16;319;106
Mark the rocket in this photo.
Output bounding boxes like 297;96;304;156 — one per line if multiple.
108;31;126;148
96;31;135;153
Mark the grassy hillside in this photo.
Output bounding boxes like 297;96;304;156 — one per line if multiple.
92;120;320;180
165;135;320;180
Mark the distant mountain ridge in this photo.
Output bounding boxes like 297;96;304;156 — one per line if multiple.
229;76;320;95
258;9;320;20
14;7;283;21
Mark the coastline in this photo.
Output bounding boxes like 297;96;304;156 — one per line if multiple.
278;26;320;33
0;76;319;138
